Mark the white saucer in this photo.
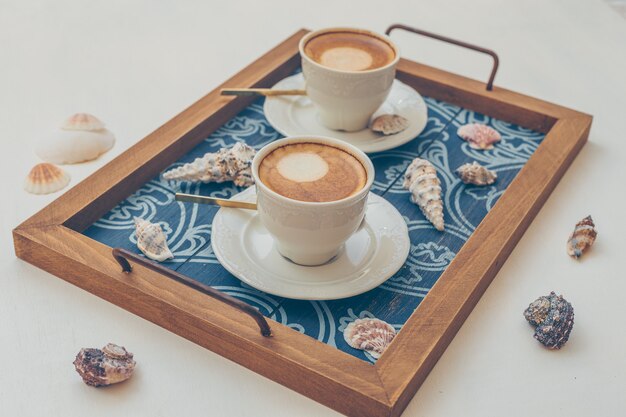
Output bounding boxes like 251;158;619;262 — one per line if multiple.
211;187;410;300
263;73;428;153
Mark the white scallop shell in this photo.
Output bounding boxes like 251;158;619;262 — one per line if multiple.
162;142;255;187
23;163;71;195
134;217;174;262
455;161;497;185
370;114;409;135
343;318;396;359
403;158;445;231
62;113;105;131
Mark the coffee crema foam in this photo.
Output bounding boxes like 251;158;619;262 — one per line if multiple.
304;31;395;72
258;143;367;202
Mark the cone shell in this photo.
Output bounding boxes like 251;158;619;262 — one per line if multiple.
455;161;497;185
524;292;574;349
370;114;409;135
134;217;174;262
73;343;136;387
163;142;255;187
457;123;501;150
62;113;105;131
566;216;597;259
24;163;70;195
343;318;396;359
403;158;445;231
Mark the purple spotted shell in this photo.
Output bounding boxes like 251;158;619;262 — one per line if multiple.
523;292;574;349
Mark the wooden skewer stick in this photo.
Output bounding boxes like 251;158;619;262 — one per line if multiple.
175;193;257;210
220;88;306;97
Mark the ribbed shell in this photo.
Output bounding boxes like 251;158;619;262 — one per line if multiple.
162;142;255;187
73;343;136;387
62;113;106;131
370;114;409;135
134;217;174;262
523;292;574;349
403;158;445;231
457;123;501;150
455;161;497;185
566;216;597;259
23;163;70;195
343;318;396;359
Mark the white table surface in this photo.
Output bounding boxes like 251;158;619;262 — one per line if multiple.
2;0;625;416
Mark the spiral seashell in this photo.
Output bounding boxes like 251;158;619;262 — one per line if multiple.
403;158;445;231
162;142;256;187
134;217;174;262
455;161;497;185
524;292;574;349
73;343;136;387
370;114;409;135
457;123;501;150
24;163;70;195
343;318;396;359
566;216;597;259
62;113;106;131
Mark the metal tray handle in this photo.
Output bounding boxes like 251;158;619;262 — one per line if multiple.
112;248;272;337
385;23;499;91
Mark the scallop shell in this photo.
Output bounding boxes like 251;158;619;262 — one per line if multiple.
523;292;574;349
457;123;501;150
73;343;136;387
162;142;255;187
134;217;174;262
36;113;115;164
24;163;70;195
566;215;597;259
370;114;409;135
343;318;396;359
402;158;445;231
455;161;497;185
62;113;106;131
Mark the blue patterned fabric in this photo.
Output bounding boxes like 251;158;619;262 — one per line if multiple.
84;92;545;363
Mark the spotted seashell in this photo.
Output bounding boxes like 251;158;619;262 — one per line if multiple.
457;123;501;150
402;158;444;231
343;318;396;359
523;292;574;349
163;142;255;187
134;217;174;262
24;163;71;195
455;161;497;185
73;343;136;387
566;216;597;259
62;113;106;131
370;114;409;135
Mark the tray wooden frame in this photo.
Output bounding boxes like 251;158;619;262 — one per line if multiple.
13;29;592;417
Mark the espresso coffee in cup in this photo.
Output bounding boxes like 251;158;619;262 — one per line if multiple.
299;28;400;132
258;142;367;203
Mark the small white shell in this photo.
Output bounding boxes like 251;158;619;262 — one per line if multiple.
24;163;70;195
457;123;501;150
370;114;410;135
134;217;174;262
62;113;106;131
343;318;396;359
403;158;445;231
455;161;497;185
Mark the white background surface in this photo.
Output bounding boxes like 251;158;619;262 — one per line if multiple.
1;0;625;416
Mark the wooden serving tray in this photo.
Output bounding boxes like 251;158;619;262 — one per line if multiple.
13;27;591;417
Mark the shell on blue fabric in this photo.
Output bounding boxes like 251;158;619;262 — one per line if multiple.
457;123;501;150
523;292;574;349
455;161;497;185
402;158;445;231
566;215;597;259
343;318;396;359
134;217;174;262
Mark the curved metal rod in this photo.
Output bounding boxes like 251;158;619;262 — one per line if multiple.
385;23;499;91
112;248;272;337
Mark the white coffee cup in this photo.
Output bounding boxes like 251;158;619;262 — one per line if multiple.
299;27;400;132
251;136;375;266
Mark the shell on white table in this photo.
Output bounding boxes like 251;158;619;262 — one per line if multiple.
73;343;136;387
36;113;115;164
455;161;497;185
457;123;501;150
566;215;597;259
134;217;174;262
162;142;256;187
343;318;396;359
403;158;445;231
23;162;70;195
370;114;409;135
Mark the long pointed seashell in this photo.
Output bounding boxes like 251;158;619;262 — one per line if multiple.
403;158;445;231
343;318;396;359
455;161;497;185
24;163;71;195
134;217;174;262
566;216;597;259
162;142;256;187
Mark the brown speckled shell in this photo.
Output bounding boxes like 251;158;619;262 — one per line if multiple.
566;215;597;259
523;292;574;349
73;343;136;387
455;161;497;185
